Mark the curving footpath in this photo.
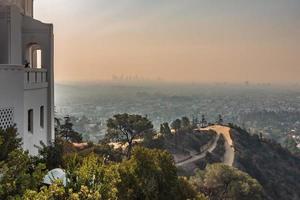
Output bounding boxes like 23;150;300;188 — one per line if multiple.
203;125;235;166
176;134;220;167
176;125;235;167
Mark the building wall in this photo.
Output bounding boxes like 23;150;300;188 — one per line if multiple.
22;15;55;144
0;4;55;155
9;5;22;64
24;0;33;17
0;6;9;63
0;65;25;137
0;5;23;65
0;0;33;17
23;87;48;155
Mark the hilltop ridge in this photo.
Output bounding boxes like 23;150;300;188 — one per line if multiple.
173;124;300;200
229;125;300;200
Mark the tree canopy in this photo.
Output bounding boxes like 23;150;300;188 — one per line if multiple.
192;164;264;200
57;116;83;143
106;113;153;158
0;126;22;161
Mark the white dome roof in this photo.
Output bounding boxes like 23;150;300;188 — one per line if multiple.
43;168;67;187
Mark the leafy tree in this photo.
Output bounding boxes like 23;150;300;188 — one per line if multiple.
181;116;191;129
217;114;223;125
106;113;153;158
200;115;207;128
54;117;61;135
0;127;46;199
24;148;204;200
143;129;160;148
171;119;181;131
143;130;165;150
283;137;300;155
192;164;264;200
38;139;64;170
58;116;83;143
23;183;102;200
0;150;46;199
117;146;202;200
192;116;199;129
68;154;120;200
160;122;172;138
0;126;22;161
171;119;181;149
176;177;208;200
93;143;123;162
26;153;120;200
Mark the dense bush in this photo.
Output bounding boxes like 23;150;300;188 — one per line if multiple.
0;126;22;161
0;126;205;199
23;147;204;200
191;164;264;200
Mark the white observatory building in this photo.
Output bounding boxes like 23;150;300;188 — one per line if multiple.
0;0;54;155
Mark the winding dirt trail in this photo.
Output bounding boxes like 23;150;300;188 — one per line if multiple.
176;134;220;167
176;125;235;167
202;125;235;166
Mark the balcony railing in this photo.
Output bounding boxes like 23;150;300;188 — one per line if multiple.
24;68;48;89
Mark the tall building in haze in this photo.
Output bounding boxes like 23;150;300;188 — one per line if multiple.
0;0;54;155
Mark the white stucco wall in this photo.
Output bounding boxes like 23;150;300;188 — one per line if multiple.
0;2;54;154
0;0;33;16
0;7;9;63
22;14;55;144
23;87;48;155
0;65;24;136
9;5;22;64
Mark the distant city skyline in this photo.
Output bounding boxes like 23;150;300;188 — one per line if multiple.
35;0;300;84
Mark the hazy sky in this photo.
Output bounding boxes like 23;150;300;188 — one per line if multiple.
35;0;300;84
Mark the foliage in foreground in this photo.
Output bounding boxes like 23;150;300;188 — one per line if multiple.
191;164;265;200
23;147;204;200
0;119;271;200
0;127;45;199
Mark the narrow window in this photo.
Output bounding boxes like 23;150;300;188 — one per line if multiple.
40;106;44;128
28;109;33;133
36;49;42;69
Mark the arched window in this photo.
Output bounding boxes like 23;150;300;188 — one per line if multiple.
26;44;42;68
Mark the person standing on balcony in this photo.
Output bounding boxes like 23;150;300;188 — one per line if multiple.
24;60;30;68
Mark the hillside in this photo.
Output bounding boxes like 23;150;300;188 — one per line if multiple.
174;124;300;200
175;125;234;174
230;125;300;200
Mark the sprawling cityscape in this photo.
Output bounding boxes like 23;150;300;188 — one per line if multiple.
55;82;300;148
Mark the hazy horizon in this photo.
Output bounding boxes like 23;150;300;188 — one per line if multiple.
35;0;300;84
